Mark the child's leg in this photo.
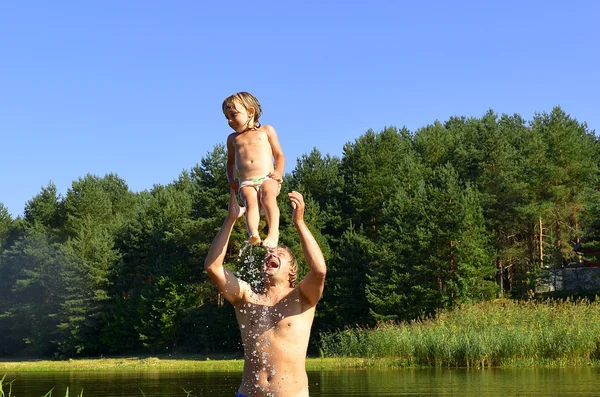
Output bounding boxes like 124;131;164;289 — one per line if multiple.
239;186;261;245
259;179;280;249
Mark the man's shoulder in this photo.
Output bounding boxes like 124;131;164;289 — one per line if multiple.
225;278;255;307
296;279;323;308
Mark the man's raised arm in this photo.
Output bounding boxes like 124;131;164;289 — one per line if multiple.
204;188;247;305
289;191;326;306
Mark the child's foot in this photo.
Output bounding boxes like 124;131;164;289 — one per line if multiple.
262;232;279;250
248;235;262;246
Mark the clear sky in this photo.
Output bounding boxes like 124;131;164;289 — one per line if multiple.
1;0;598;217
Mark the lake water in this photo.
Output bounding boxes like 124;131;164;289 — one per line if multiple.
3;367;600;396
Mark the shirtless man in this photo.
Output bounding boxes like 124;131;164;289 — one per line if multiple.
205;189;326;397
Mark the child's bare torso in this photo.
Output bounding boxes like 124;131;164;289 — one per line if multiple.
231;126;275;182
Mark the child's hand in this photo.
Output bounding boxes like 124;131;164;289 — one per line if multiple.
268;171;283;184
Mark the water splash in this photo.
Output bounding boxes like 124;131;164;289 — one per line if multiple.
236;243;265;292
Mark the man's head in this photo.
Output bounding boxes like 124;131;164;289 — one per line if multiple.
262;246;298;287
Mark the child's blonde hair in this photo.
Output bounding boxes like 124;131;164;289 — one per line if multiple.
222;92;263;128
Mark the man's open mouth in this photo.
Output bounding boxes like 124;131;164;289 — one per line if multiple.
265;256;280;269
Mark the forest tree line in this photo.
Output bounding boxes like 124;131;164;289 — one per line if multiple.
1;106;599;357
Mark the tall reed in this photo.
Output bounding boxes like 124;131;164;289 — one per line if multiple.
0;376;195;397
0;376;84;397
319;298;600;367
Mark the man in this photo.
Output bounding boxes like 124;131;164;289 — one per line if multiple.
205;189;326;397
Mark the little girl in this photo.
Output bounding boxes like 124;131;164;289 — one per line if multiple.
223;92;285;249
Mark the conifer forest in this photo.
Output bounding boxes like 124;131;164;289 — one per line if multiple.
1;107;599;357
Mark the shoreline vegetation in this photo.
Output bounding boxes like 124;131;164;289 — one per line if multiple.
2;299;599;372
319;298;600;368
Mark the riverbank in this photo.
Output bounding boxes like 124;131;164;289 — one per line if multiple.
0;356;376;372
3;299;599;372
320;298;600;368
2;354;599;373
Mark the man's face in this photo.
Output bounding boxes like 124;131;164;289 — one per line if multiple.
262;248;291;281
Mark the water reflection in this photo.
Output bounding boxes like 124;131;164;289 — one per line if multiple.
3;370;239;397
309;368;600;396
3;367;600;396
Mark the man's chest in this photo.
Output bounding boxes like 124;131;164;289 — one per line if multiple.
238;297;308;335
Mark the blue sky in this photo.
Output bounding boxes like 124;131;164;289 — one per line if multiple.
1;1;598;217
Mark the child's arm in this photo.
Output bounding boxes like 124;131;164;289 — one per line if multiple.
265;125;285;183
226;133;239;191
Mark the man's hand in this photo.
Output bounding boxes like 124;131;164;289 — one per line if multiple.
288;191;305;225
228;188;245;221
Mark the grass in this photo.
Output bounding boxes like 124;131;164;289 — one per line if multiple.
0;356;244;372
0;356;365;373
319;298;600;368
